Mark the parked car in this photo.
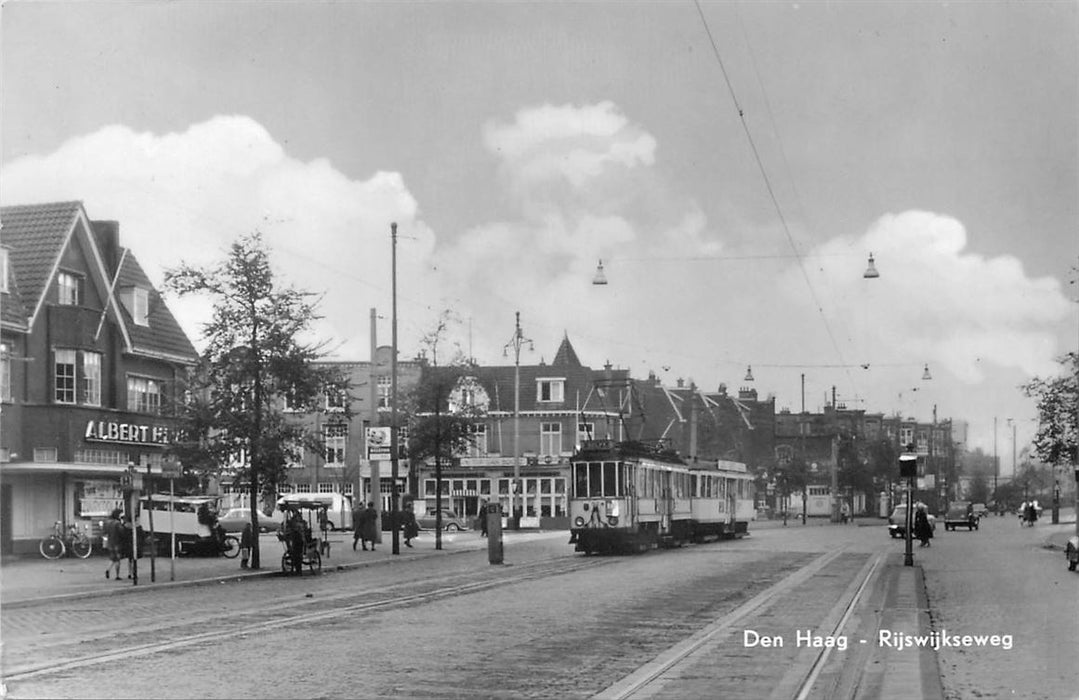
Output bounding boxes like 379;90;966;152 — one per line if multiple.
887;504;935;538
416;509;469;532
217;508;284;533
943;501;979;531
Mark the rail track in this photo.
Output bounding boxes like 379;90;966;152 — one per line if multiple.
2;555;614;682
593;547;886;700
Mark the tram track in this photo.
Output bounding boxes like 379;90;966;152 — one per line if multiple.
593;547;886;700
2;555;614;682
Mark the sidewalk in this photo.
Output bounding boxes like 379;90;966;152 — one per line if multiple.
0;529;559;608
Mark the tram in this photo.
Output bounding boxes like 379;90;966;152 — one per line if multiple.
568;439;755;554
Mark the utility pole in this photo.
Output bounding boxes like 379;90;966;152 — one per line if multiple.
390;223;400;555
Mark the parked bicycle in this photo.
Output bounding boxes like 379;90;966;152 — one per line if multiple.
39;520;93;560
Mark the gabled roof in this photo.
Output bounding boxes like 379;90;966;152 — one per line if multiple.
115;249;198;361
0;201;197;363
1;201;83;331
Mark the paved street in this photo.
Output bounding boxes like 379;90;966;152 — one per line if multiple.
1;514;1075;699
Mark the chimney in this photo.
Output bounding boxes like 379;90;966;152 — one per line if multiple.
91;220;121;275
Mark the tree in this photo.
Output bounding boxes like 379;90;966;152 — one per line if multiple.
164;232;349;569
405;313;481;549
1023;351;1078;470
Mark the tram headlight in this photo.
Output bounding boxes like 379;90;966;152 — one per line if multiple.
574;516;586;527
607;516;619;527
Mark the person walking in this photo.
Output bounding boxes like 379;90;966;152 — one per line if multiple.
239;521;254;569
479;501;489;537
358;502;379;551
352;501;367;551
103;508;124;580
402;503;419;548
914;503;933;547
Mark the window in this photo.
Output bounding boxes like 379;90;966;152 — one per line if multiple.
900;427;914;449
57;272;81;305
540;422;562;456
133;288;150;326
577;422;594;446
295;483;312;494
81;352;102;406
342;483;354;496
318;483;335;494
55;349;76;403
127;376;162;414
377;375;391;409
537;379;564;402
325;386;346;411
324;424;347;465
0;342;10;402
464;424;488;456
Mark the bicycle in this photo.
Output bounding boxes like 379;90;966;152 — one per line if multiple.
38;520;93;560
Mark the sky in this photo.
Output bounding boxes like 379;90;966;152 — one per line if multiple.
2;1;1077;469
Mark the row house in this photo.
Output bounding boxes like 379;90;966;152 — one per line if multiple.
413;334;629;529
0;202;198;554
626;377;776;472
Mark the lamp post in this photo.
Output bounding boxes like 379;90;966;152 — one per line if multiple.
503;311;532;530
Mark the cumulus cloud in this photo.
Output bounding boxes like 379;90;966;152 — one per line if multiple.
0;115;437;357
2;110;1071;455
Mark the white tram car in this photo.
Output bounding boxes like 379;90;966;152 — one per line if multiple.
569;440;755;554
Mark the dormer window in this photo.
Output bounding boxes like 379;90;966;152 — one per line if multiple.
120;286;150;326
536;378;564;403
132;287;149;325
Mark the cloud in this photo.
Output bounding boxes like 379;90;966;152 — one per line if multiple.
2;110;1071;456
0;115;437;358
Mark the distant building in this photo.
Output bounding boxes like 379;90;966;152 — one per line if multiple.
0;202;198;554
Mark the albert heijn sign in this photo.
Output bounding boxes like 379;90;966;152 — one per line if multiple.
84;419;175;446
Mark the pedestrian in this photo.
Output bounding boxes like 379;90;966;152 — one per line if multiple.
352;501;367;551
402;502;419;548
914;504;933;547
120;513;136;578
479;501;489;537
103;508;124;580
840;502;851;524
239;521;254;569
358;502;379;551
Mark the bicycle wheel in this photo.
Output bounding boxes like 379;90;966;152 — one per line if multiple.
222;535;240;558
39;536;65;560
309;550;321;574
71;536;93;559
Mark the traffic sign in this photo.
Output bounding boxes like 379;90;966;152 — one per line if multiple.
161;459;183;478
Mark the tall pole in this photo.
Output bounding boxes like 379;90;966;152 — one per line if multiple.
831;385;839;523
504;311;530;530
390;223;400;555
369;308;381;543
993;416;998;501
513;313;522;530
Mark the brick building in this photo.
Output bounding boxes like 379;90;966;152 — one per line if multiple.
1;202;198;554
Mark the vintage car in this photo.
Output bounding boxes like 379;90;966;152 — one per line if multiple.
943;501;979;531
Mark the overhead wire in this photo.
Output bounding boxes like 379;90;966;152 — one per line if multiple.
692;0;854;389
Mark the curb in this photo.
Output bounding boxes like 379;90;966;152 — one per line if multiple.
1;540;482;610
